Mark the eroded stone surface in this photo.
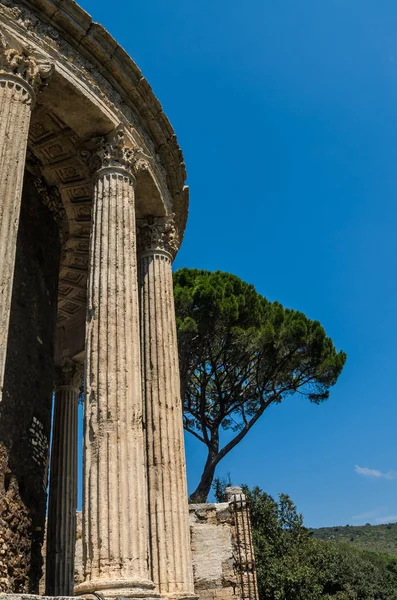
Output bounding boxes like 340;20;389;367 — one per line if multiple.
76;133;155;598
0;1;193;597
0;44;45;400
50;494;259;600
0;595;75;600
1;175;60;592
138;218;195;599
189;494;258;600
0;447;31;593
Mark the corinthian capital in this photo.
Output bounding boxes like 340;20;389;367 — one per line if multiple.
55;360;83;391
0;31;53;96
95;127;136;174
137;215;180;259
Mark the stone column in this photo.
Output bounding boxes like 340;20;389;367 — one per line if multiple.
75;129;157;599
137;217;196;600
0;38;52;399
46;360;83;596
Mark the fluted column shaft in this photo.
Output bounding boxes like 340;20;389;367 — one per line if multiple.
138;217;196;600
0;43;53;402
0;42;53;398
76;130;156;599
46;361;82;596
0;76;32;393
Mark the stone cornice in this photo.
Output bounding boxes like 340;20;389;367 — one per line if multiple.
137;215;180;259
0;0;188;236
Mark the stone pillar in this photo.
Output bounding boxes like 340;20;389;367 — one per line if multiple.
75;129;157;599
46;360;83;596
0;38;52;399
137;216;196;600
226;487;259;600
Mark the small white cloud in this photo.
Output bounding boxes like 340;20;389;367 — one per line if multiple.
355;465;382;478
355;465;397;480
352;508;383;521
376;515;397;524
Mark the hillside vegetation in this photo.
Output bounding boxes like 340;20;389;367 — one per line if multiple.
311;522;397;557
243;485;397;600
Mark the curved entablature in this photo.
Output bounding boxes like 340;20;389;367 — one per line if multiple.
0;3;189;343
0;0;188;235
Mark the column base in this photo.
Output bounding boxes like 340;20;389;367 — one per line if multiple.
75;577;160;599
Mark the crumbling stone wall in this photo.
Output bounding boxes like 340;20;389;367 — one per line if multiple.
72;505;241;599
0;174;60;593
189;487;258;600
46;490;258;600
189;502;238;600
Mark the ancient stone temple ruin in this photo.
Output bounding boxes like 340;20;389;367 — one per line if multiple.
0;2;258;600
0;0;192;597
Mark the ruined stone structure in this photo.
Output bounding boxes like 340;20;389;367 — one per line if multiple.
189;488;258;600
0;1;193;598
42;487;258;600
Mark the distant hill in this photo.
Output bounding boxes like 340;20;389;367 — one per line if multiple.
311;522;397;557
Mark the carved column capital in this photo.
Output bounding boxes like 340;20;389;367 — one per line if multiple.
55;360;83;392
94;126;136;180
0;32;53;104
137;215;180;260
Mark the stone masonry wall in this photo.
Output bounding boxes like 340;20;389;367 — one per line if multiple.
72;505;241;600
189;502;239;600
45;489;258;600
0;174;61;593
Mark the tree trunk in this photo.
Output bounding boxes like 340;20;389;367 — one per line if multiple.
190;440;219;503
189;404;269;503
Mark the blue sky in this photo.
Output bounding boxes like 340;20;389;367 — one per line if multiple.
76;0;397;528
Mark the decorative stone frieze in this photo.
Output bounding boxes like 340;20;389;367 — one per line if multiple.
76;129;156;599
46;360;83;597
138;217;195;599
0;0;188;230
137;215;180;259
33;178;67;231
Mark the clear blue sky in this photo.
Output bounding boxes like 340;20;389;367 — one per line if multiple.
76;0;397;528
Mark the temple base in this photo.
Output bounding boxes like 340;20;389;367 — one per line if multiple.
74;578;160;599
0;595;163;600
0;596;75;600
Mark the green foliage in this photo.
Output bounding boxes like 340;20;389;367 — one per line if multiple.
311;523;397;558
212;473;232;502
244;485;320;600
243;486;397;600
174;268;346;501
